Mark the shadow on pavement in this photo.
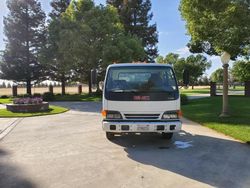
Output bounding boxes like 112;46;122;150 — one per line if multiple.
51;102;101;113
111;131;250;188
0;148;36;188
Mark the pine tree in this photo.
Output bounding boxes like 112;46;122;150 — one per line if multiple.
41;0;71;95
0;0;46;95
49;0;71;19
61;0;145;94
107;0;158;62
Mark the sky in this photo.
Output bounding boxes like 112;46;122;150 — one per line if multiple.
0;0;226;77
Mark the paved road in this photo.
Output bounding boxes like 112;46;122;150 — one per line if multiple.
0;102;249;188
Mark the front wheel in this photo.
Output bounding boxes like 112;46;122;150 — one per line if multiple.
162;132;173;140
106;132;115;140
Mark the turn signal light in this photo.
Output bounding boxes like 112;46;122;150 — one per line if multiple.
101;110;122;119
177;110;183;118
101;110;107;118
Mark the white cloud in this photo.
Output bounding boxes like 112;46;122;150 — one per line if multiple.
209;55;220;61
175;46;191;57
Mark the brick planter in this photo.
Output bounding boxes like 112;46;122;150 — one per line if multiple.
6;102;49;113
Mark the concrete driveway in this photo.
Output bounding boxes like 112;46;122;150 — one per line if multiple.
0;102;249;188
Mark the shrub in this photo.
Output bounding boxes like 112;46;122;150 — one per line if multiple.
1;95;9;99
17;94;32;98
95;90;103;96
13;97;43;104
33;93;42;97
181;94;188;105
43;92;55;101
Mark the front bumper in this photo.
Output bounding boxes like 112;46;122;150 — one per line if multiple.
102;120;182;133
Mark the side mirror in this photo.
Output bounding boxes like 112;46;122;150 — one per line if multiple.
183;69;190;86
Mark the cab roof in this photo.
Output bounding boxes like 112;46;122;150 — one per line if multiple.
107;63;172;68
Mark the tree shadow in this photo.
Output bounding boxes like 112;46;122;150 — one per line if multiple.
111;131;250;188
51;101;101;113
0;148;36;188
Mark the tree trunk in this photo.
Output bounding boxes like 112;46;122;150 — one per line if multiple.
88;72;92;95
245;81;250;97
26;79;32;95
210;82;216;97
61;76;66;95
96;81;101;92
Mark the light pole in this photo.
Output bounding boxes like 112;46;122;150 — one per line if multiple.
220;51;231;117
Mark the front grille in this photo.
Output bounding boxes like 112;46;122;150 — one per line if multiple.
124;114;160;120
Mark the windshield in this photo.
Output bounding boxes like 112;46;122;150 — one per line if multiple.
105;66;179;101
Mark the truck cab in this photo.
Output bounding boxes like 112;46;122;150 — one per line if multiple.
102;63;182;140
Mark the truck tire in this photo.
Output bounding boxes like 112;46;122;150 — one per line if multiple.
162;132;173;139
106;132;114;140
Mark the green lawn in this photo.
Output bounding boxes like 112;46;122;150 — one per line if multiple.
182;96;250;143
0;98;13;104
180;88;210;95
0;105;68;118
180;86;244;96
230;86;244;91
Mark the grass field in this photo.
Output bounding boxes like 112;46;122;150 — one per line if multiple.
180;88;210;95
0;98;13;104
0;105;68;118
180;86;244;96
182;96;250;143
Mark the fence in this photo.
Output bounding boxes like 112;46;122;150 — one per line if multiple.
0;85;91;96
1;82;249;97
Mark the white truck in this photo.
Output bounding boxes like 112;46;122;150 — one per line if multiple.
102;63;182;140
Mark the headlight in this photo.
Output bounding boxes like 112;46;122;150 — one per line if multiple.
102;110;122;119
162;111;180;119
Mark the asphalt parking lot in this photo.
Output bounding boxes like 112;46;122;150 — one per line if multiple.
0;102;250;188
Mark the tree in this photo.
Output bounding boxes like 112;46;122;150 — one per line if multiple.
210;68;223;83
0;0;46;95
156;56;165;64
232;61;250;82
180;0;250;116
157;53;211;88
156;53;179;65
180;0;250;58
107;0;158;62
41;0;71;95
198;76;210;86
62;0;145;94
176;55;211;88
50;0;71;19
